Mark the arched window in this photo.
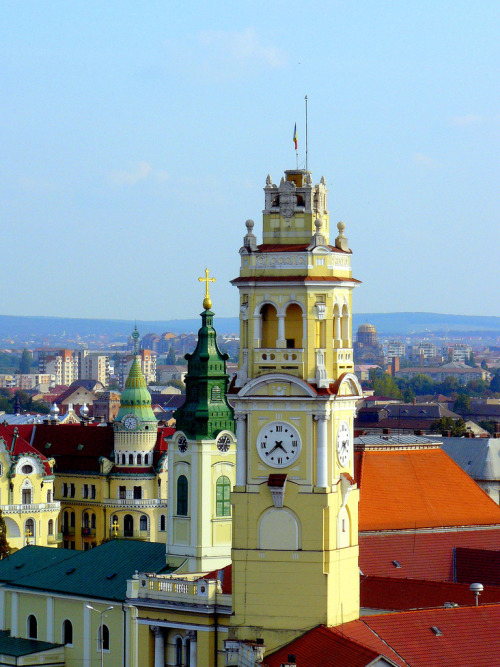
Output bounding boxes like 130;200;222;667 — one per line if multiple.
70;512;75;527
160;514;166;531
185;637;191;666
261;304;278;348
139;515;148;531
216;476;231;517
144;454;149;465
62;619;73;645
48;519;53;535
91;513;96;529
177;476;188;516
284;303;303;348
175;637;183;666
333;303;341;342
121;454;126;465
25;518;35;541
83;512;90;528
46;489;53;503
98;624;110;651
63;511;69;531
128;454;133;465
137;454;142;465
341;304;349;345
27;614;37;639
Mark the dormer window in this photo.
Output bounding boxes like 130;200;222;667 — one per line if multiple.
21;464;33;475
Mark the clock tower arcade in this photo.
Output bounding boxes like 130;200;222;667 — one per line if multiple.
228;169;363;652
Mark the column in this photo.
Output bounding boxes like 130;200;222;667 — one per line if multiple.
188;631;197;666
253;315;261;348
235;413;247;486
151;626;164;667
302;314;307;349
46;597;54;642
315;414;329;488
277;315;286;348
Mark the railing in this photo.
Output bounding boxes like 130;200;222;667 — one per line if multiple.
48;532;63;544
102;498;167;507
108;529;150;540
3;502;60;513
129;573;232;609
81;527;97;537
253;348;304;377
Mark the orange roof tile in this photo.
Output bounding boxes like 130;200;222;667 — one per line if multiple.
359;530;500;581
356;448;500;531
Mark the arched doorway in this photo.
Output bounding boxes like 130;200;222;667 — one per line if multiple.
124;514;134;537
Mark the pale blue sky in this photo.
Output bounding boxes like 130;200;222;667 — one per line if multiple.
1;1;499;320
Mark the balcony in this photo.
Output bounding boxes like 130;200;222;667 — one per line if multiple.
48;532;63;544
108;529;150;540
102;498;167;508
253;349;304;378
81;527;97;537
3;502;60;514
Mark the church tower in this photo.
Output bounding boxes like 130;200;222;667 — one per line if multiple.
167;272;236;572
114;327;158;466
228;169;363;651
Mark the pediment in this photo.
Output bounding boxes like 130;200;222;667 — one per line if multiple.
237;374;316;398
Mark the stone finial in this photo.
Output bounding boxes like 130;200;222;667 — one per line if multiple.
335;221;349;251
266;174;272;186
307;218;327;249
320;175;326;185
243;219;258;251
306;173;312;184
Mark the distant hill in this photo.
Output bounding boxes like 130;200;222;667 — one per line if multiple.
1;312;500;341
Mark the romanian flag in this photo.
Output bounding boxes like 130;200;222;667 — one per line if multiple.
293;123;298;150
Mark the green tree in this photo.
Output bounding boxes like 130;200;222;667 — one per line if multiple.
370;370;402;400
478;421;498;435
453;393;471;416
19;349;32;374
0;511;11;559
465;352;476;368
407;374;435;396
167;379;185;394
403;386;415;403
430;416;467;437
481;360;489;371
166;346;177;365
490;370;500;394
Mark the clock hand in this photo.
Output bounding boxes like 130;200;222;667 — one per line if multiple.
267;441;286;455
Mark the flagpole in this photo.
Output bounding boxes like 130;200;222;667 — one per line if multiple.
305;95;308;173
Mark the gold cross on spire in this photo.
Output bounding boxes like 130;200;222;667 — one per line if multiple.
198;268;216;310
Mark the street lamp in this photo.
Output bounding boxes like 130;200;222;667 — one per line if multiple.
86;604;113;667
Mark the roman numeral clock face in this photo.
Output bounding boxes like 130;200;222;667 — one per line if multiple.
257;421;301;468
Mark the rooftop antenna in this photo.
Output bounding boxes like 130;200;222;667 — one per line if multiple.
470;582;483;605
305;95;308;173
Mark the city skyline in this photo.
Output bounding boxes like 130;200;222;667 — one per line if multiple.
2;1;499;319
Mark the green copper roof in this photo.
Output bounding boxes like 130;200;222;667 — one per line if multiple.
175;308;234;439
116;355;156;423
3;540;172;602
0;631;62;657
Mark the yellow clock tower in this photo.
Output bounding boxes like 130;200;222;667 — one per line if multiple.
228;169;363;653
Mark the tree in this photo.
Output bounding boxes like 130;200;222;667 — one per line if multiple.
430;416;467;437
0;511;11;559
453;393;471;416
19;349;32;374
167;379;185;394
490;370;500;394
481;360;489;370
370;370;402;400
166;346;177;365
465;352;476;368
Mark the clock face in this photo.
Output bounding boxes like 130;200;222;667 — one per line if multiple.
217;434;231;453
337;421;352;467
257;421;301;468
178;435;188;453
123;415;138;430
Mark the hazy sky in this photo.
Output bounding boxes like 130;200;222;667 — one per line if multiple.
1;1;499;320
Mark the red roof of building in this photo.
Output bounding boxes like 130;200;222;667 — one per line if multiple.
361;576;500;610
31;423;114;472
0;424;52;475
268;605;500;666
199;564;232;594
264;624;403;667
359;530;500;581
355;447;500;531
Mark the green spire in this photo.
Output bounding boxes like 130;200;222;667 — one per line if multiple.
116;332;156;423
175;303;234;440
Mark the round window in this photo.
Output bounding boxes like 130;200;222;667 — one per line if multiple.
21;464;33;474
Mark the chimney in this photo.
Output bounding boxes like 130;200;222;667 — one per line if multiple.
280;656;297;667
414;429;424;436
383;428;391;435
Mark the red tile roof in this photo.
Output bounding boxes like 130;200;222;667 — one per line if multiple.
31;423;114;472
0;424;52;476
361;576;500;610
353;605;500;666
264;624;404;667
355;448;500;531
199;564;232;594
359;529;500;581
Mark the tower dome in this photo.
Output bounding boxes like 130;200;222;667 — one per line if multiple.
357;323;378;345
